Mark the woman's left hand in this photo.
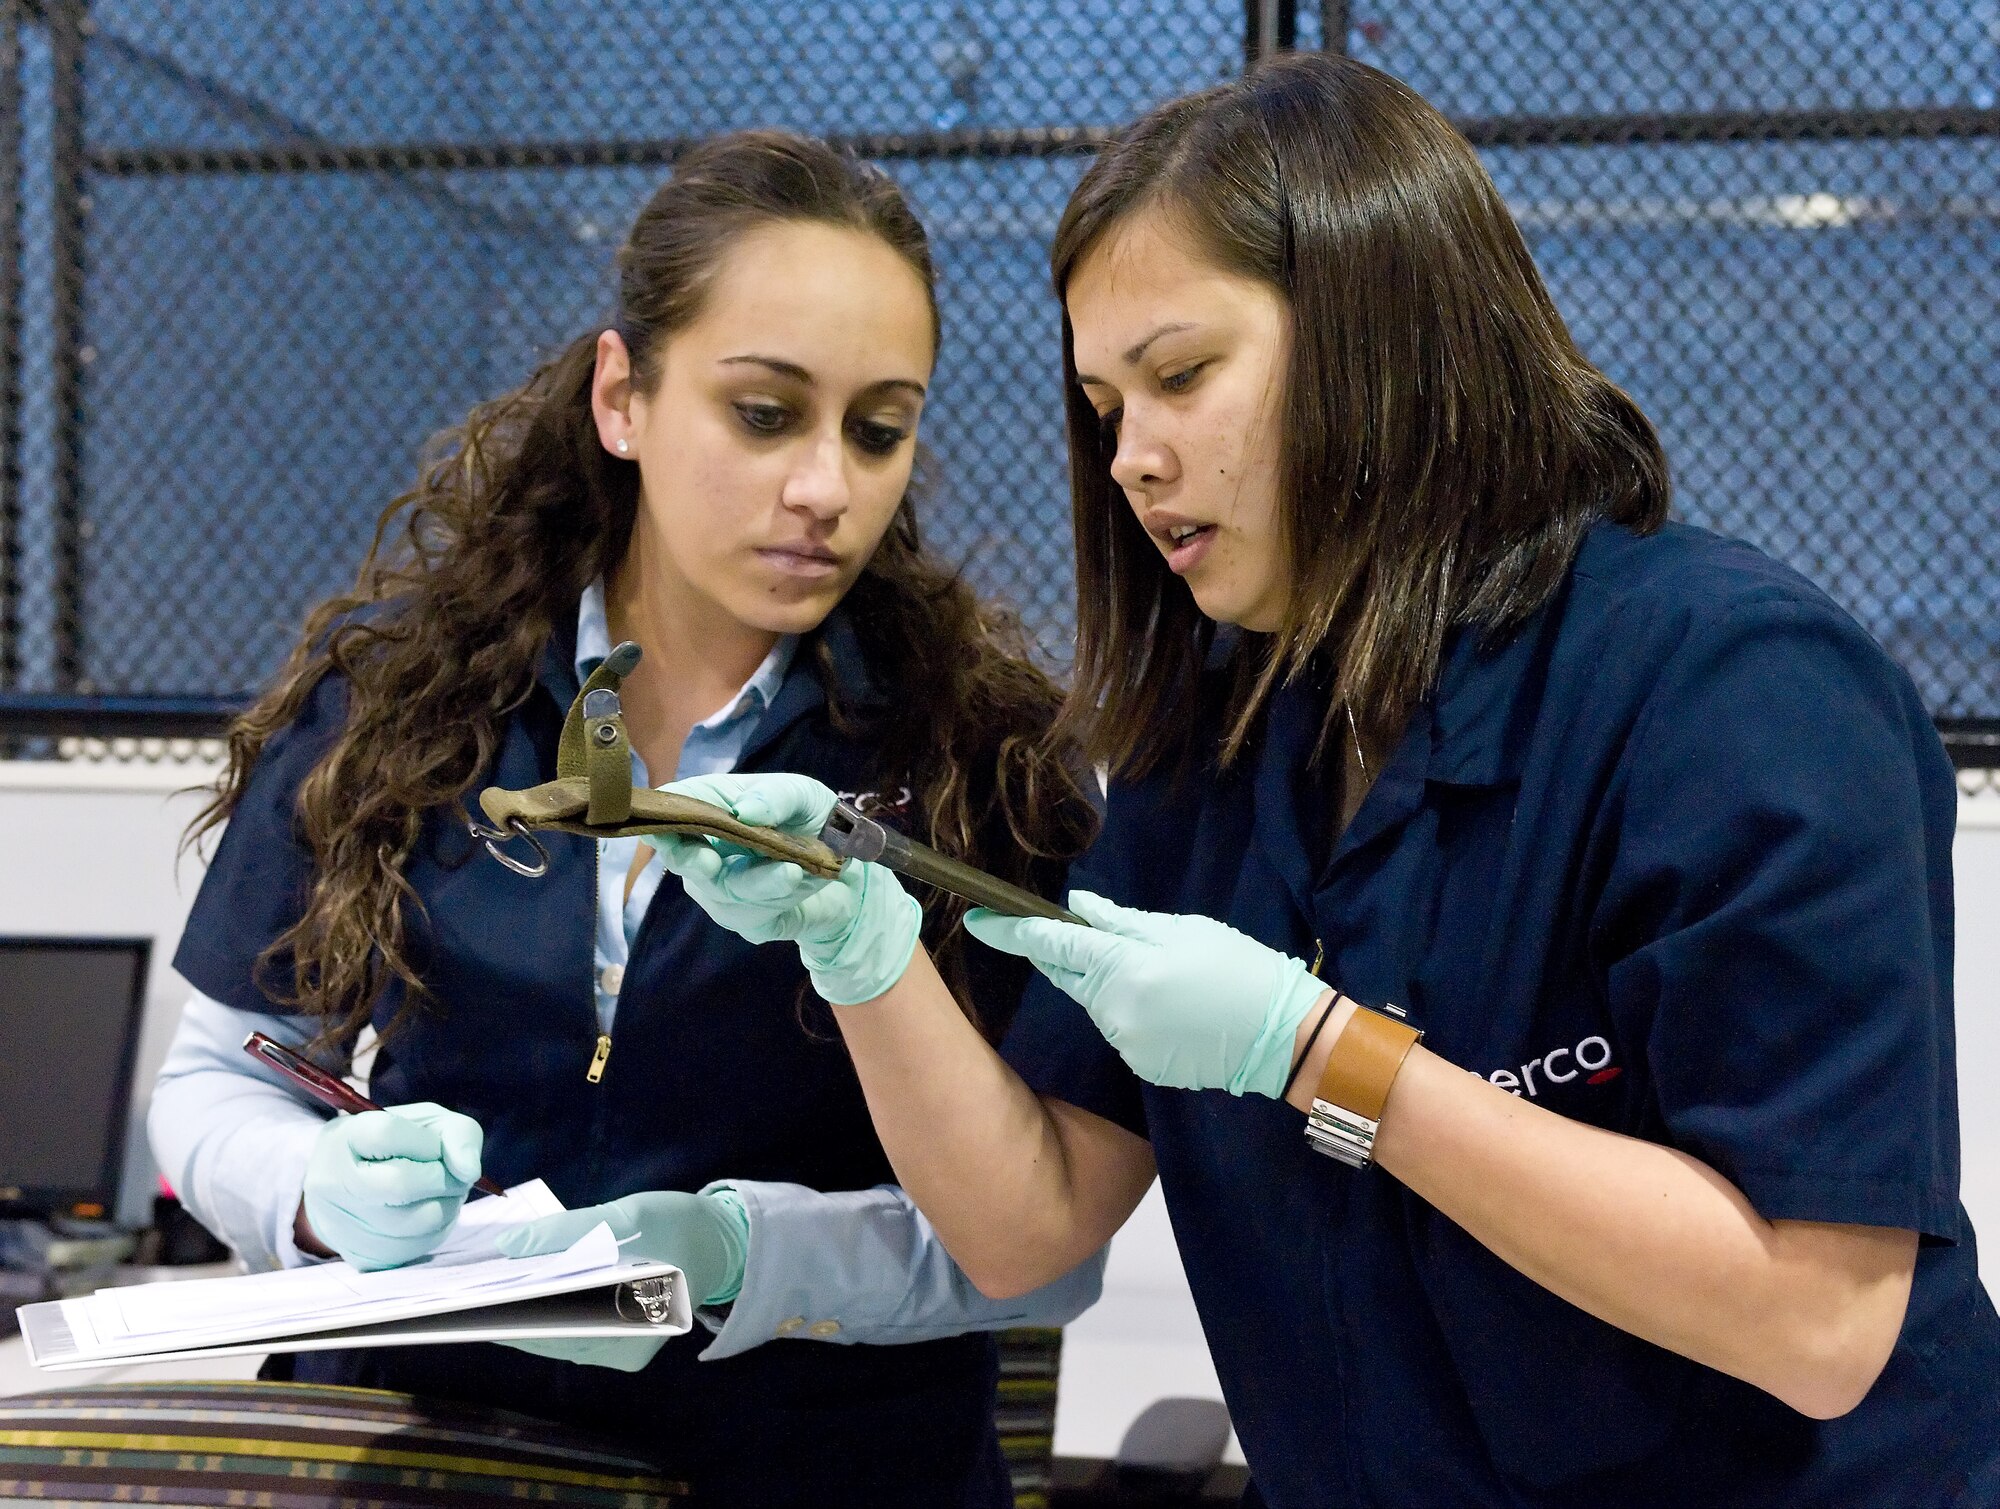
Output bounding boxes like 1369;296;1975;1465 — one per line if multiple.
965;892;1330;1098
494;1187;749;1372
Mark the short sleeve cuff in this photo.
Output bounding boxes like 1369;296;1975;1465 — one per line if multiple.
171;932;302;1019
1729;1166;1961;1244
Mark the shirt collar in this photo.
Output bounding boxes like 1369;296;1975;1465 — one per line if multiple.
1252;586;1556;806
1419;524;1628;787
572;577;798;731
1248;541;1581;909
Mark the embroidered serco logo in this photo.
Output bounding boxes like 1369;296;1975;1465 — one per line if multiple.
1485;1035;1620;1098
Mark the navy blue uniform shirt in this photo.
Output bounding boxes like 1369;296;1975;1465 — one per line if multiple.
175;610;1036;1509
1003;522;2000;1508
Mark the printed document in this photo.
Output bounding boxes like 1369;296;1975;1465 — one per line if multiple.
20;1181;689;1370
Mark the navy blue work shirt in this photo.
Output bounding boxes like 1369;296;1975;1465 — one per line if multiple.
175;609;1030;1509
1004;522;2000;1508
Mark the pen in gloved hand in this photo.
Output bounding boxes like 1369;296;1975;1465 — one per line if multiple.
242;1031;508;1197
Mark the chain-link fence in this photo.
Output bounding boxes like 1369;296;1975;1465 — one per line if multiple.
0;1;1995;770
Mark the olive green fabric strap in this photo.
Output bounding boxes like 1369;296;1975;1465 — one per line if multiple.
478;778;848;879
582;695;633;826
558;644;640;777
555;641;642;827
481;637;846;878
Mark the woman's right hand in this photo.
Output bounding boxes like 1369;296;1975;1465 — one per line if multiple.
298;1103;484;1271
649;773;923;1005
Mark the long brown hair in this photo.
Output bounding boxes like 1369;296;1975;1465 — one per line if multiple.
191;130;1095;1051
1051;53;1670;776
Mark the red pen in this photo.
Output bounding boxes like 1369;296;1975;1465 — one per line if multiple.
243;1031;507;1197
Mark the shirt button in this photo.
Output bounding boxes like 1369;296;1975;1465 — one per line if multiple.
807;1319;842;1338
598;964;624;996
774;1316;806;1337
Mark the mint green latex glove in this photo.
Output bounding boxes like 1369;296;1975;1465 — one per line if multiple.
964;891;1329;1097
647;773;923;1006
301;1103;484;1272
493;1188;749;1372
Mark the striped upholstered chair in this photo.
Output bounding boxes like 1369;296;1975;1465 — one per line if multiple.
0;1380;685;1505
997;1326;1064;1509
2;1333;1065;1505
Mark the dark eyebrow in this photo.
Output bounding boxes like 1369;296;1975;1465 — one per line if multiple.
720;355;812;383
1075;321;1199;387
720;355;926;401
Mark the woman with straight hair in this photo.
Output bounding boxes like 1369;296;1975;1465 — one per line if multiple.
149;129;1101;1507
642;57;2000;1507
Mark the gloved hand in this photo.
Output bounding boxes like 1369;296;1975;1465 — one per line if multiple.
964;891;1330;1098
300;1103;484;1271
494;1187;750;1372
647;773;923;1005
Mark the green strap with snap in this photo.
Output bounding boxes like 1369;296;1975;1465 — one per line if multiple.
558;641;641;826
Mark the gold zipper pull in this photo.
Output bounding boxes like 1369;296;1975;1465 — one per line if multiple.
586;1033;612;1083
1309;938;1325;978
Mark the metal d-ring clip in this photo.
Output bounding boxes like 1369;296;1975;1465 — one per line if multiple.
614;1275;677;1325
466;813;551;879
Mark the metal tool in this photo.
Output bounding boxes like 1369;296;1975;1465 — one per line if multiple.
817;797;1086;925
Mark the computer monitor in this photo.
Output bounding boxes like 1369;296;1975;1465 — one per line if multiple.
0;937;151;1222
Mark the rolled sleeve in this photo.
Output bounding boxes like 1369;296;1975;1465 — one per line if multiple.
696;1179;1106;1361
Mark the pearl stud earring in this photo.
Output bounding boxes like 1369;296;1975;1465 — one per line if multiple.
616;438;630;455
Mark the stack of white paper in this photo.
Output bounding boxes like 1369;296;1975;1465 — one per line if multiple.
20;1181;690;1370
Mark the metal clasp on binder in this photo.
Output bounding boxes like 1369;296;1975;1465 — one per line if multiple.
614;1276;678;1325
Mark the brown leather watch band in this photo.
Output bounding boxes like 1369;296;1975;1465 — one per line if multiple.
1315;1005;1422;1122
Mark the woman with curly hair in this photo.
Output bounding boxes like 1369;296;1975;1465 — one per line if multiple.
149;130;1100;1507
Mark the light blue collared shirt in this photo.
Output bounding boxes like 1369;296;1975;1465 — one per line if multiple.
573;577;797;1041
149;587;1105;1359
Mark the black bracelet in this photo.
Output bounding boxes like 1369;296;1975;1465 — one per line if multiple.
1280;990;1342;1100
